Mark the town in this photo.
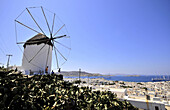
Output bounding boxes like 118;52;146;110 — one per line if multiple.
64;77;170;110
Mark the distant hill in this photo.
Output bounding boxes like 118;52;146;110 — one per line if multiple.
58;71;102;76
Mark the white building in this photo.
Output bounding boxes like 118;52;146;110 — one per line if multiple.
22;33;52;74
124;97;166;110
109;88;127;98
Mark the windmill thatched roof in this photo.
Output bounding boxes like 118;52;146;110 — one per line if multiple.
23;33;53;48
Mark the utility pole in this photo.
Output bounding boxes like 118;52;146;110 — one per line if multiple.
88;75;89;87
6;54;12;71
79;68;81;81
145;88;150;110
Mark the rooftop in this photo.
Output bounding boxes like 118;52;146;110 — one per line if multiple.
23;33;53;48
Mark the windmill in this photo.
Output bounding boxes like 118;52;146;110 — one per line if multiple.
15;6;71;74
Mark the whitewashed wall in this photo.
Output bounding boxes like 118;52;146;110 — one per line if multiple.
127;99;166;110
22;43;52;74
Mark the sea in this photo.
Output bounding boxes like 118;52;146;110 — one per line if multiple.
64;75;170;82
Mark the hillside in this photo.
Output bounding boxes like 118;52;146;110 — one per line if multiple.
59;71;102;76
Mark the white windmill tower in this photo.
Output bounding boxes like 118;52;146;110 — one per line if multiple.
15;6;71;74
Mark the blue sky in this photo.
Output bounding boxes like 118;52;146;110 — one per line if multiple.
0;0;170;75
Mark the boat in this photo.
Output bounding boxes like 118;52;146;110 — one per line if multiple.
152;76;170;82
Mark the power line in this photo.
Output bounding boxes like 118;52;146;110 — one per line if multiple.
0;35;10;54
0;47;6;56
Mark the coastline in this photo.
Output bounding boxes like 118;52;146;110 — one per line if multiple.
63;75;170;82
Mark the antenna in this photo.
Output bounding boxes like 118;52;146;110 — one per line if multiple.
6;54;12;71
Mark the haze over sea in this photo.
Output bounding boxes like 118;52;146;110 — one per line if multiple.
64;75;170;82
